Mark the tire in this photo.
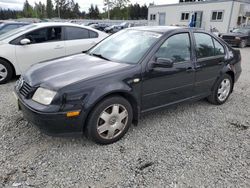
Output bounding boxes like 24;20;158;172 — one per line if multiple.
0;59;13;84
86;96;133;144
239;40;247;48
207;74;233;105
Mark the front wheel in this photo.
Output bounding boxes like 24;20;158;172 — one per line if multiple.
86;96;133;144
0;60;13;84
207;74;233;105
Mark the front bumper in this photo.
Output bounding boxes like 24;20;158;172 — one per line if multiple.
16;92;85;136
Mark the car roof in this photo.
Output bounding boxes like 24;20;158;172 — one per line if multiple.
129;26;204;34
32;22;86;27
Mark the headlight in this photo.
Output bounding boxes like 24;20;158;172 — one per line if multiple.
235;37;241;40
32;88;57;105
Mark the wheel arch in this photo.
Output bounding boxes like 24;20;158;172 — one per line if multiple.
225;70;235;92
84;91;140;131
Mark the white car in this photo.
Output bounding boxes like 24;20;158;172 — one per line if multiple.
0;22;108;84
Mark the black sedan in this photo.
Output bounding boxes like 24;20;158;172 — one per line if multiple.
219;27;250;48
14;26;242;144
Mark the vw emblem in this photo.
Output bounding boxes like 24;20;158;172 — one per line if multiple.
16;77;24;90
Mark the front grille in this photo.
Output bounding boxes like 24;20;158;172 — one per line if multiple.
222;36;235;40
16;77;36;98
19;82;33;98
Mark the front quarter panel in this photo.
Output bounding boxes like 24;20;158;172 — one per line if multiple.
60;64;142;116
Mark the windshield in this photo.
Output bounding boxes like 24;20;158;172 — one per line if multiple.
89;29;162;64
232;28;250;34
0;24;36;40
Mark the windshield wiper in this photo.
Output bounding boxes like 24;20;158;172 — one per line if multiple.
89;53;110;61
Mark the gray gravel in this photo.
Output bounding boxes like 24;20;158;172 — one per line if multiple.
0;48;250;188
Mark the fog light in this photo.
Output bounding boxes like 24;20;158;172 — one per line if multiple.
67;111;80;117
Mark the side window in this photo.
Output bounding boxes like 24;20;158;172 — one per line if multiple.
194;33;214;59
89;30;98;38
213;39;225;56
155;33;191;63
65;27;89;40
25;27;62;44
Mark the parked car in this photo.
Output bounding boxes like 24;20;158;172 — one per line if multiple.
104;22;132;33
0;22;108;84
0;22;30;35
14;26;242;144
219;27;250;48
89;23;110;31
104;25;122;33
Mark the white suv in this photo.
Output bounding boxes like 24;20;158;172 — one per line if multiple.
0;22;108;84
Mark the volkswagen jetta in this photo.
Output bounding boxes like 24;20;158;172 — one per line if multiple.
14;26;242;144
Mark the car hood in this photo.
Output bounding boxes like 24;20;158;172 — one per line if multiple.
24;54;132;90
221;32;248;37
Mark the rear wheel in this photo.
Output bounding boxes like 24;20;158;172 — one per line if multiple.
0;59;13;84
207;74;233;105
86;96;133;144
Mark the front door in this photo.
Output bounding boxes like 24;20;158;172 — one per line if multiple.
15;26;65;73
142;32;195;112
159;13;166;26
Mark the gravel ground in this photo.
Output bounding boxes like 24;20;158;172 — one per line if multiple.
0;48;250;188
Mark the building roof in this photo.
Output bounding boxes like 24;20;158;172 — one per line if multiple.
149;0;250;8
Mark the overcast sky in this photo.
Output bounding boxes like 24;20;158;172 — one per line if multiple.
0;0;179;12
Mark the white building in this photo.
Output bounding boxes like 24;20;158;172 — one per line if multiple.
148;0;250;33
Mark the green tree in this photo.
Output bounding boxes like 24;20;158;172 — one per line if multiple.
87;4;100;19
34;1;46;18
23;0;34;18
46;0;54;18
73;2;80;18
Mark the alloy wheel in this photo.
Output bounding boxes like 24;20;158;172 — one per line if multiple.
217;78;231;102
97;104;128;140
0;64;8;82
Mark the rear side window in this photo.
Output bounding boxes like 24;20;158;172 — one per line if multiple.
65;27;89;40
194;33;215;59
89;30;98;38
65;27;98;40
214;39;225;55
155;33;191;63
24;27;62;44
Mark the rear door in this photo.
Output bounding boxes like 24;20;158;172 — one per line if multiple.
193;32;226;95
64;26;99;55
15;26;65;72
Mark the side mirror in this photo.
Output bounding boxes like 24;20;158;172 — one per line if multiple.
153;58;174;68
20;38;31;45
